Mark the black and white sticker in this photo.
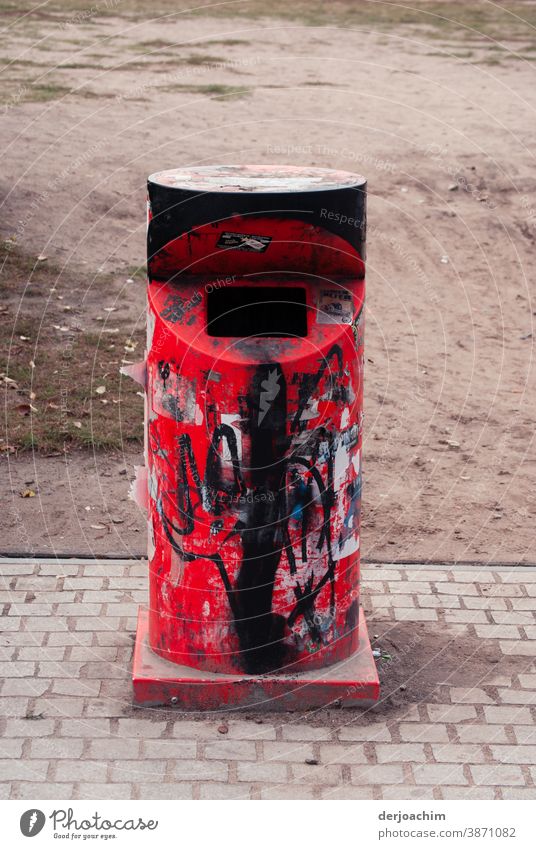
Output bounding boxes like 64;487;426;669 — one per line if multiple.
317;289;353;324
216;232;272;252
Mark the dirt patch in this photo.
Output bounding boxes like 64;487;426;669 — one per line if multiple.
1;4;535;564
1;242;144;453
122;619;527;726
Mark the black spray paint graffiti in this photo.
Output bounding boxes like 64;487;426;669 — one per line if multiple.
154;346;358;673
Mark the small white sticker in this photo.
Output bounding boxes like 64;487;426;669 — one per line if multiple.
317;289;353;324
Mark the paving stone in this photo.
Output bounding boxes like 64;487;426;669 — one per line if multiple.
450;688;495;704
290;764;342;785
201;783;253;800
493;612;535;626
5;719;55;737
319;743;368;764
2;556;534;801
263;741;316;762
78;783;133;799
497;689;535;705
52;680;101;697
350;764;405;785
31;739;84;759
441;786;495;799
375;743;427;763
430;744;487;763
413;763;468;785
89;739;141;759
518;675;536;688
34;696;86;718
484;706;532;724
427;705;477;723
60;719;111;737
204;740;257;761
470;764;524;786
513;727;536;745
13;783;74;799
18;647;65;661
444;610;488;624
417;595;461;609
489;745;536;764
339;723;392;742
399;723;449;743
0;760;49;780
394;608;438;622
138;783;194;799
172;760;229;782
55;761;108;782
0;697;30;717
141;740;196;759
109;760;166;783
382;785;435;799
475;625;521;640
116;718;167;738
281;725;332;742
457;725;509;744
502;787;536;799
464;597;507;610
1;679;50;697
237;761;287;783
0;740;24;758
320;785;375;799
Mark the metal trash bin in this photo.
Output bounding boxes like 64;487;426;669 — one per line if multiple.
130;165;379;709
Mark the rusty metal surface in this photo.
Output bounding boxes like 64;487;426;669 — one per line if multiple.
130;165;374;708
149;164;366;193
133;607;379;710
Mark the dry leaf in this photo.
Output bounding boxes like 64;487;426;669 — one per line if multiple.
16;403;37;415
73;421;82;429
37;254;47;262
90;523;107;530
95;386;106;394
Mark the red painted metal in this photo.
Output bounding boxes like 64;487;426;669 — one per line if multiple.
131;165;379;708
133;607;379;710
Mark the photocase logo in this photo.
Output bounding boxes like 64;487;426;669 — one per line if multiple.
20;810;46;837
258;368;281;424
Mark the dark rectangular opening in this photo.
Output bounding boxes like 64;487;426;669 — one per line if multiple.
207;286;307;338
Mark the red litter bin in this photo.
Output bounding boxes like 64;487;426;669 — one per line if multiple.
129;165;379;709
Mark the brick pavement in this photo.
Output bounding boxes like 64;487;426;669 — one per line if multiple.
0;558;535;800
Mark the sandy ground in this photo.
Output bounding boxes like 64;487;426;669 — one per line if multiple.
1;6;536;563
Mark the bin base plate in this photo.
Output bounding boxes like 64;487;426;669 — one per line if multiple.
132;607;380;711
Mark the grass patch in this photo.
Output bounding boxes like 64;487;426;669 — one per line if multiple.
204;39;252;46
184;53;227;65
130;39;178;52
125;264;147;280
0;82;72;106
162;83;250;99
1;242;144;454
2;1;534;41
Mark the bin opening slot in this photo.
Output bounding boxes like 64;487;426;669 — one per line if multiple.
207;286;307;338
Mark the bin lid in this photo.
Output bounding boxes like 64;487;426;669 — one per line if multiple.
148;164;366;194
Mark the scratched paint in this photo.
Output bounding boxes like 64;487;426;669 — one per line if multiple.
140;165;367;676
